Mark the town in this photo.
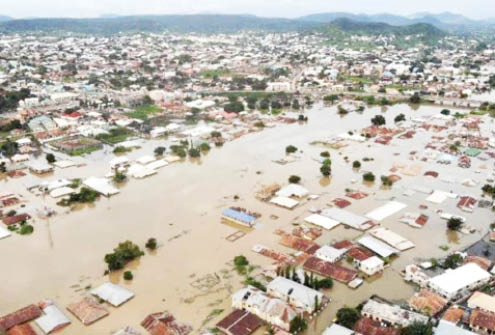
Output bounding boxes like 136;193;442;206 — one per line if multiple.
1;13;495;335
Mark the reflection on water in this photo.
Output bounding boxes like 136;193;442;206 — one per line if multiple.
319;176;331;187
446;230;460;244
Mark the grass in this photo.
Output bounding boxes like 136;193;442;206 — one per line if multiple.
96;127;134;144
201;68;231;78
69;145;102;156
126;104;162;120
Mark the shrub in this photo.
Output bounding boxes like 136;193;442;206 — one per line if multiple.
145;238;157;250
320;151;330;158
352;160;361;168
285;145;298;154
320;164;331;176
363;172;375;182
154;146;166;156
46;153;56;163
289;175;301;184
104;241;144;271
19;224;34;235
188;148;200;157
199;143;211;151
123;271;133;280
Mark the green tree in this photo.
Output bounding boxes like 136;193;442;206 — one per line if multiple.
363;172;375;182
45;153;56;163
188;148;200;158
286;145;298;154
409;93;421;104
394;113;406;123
145;238;157;250
123;271;133;280
154;146;166;156
289;175;301;184
444;254;463;269
352;160;361;168
289;315;308;334
371;115;386;126
400;322;433;335
336;307;361;329
447;217;463;231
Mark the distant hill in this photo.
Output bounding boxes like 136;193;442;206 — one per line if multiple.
0;14;317;34
0;15;13;22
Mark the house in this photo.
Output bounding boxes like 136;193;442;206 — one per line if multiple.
35;300;71;334
66;297;109;325
359;256;384;276
408;290;447;316
275;184;308;198
361;298;428;327
232;286;300;331
427;263;491;300
0;305;41;331
303;256;358;284
216;310;263;335
468;291;495;314
221;208;258;227
469;309;495;334
27;161;54;174
141;311;192;335
322;323;361;335
314;245;348;263
266;276;326;313
90;282;134;307
434;320;477;335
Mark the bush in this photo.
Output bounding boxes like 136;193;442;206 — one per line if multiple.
352;160;361;168
19;224;34;235
444;254;463;269
113;171;127;183
113;146;130;154
447;217;463;231
104;241;144;271
394;113;406;123
211;131;222;138
123;271;133;280
289;175;301;184
381;175;393;186
320;151;330;158
199;143;211;151
400;322;433;335
440;109;450;115
320;164;331;176
409;92;422;104
234;255;249;267
371;115;386;126
363;172;375;182
336;307;361;330
154;146;166;156
46;153;56;163
285;145;298;154
145;238;157;250
188;148;200;157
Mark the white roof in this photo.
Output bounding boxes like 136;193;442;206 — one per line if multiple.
83;177;120;196
91;282;134;307
267;277;324;309
321;208;371;230
0;225;11;240
369;227;415;251
127;164;157;179
270;196;299;209
323;324;360;335
468;291;495;314
36;304;71;333
426;190;457;204
136;155;156;165
358;236;399;258
315;245;347;262
50;187;76;198
360;256;384;269
146;159;168;170
304;214;340;230
275;184;309;198
43;178;72;191
52;160;76;169
428;263;491;296
366;201;407;221
110;156;130;168
434;320;477;335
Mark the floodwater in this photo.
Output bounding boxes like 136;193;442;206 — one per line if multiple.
1;103;494;335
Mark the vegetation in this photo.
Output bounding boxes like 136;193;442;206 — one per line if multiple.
320;151;330;158
409;92;422;104
19;224;34;235
0;88;31;113
336;307;361;329
381;175;393;186
199;143;211;151
234;255;249;274
286;145;298;154
123;271;134;280
104;240;144;271
440;109;451;115
126;104;162;120
363;172;375;182
289;315;307;334
289;175;301;184
145;238;158;250
154;146;166;156
447;217;463;231
96;127;134;144
482;184;495;199
57;187;100;206
245;277;266;291
113;171;127;184
400;322;433;335
371;114;386;126
352;160;361;168
113;145;131;154
394;113;406;123
320;159;332;176
324;94;339;104
444;253;463;269
45;153;56;163
188;147;201;158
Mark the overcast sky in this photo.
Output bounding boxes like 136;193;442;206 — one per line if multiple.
2;0;494;20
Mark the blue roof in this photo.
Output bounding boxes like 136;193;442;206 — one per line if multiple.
222;208;256;224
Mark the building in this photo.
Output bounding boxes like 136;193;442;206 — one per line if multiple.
221;208;258;227
467;291;495;314
361;299;428;328
266;277;326;313
359;256;384;276
314;245;348;263
427;263;491;300
434;320;477;335
323;323;361;335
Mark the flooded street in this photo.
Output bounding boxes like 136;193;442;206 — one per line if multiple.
1;103;494;334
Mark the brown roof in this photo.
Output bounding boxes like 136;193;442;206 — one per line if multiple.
6;324;37;335
332;198;351;208
470;309;495;331
216;310;263;335
332;240;354;249
141;312;192;335
442;306;466;323
0;305;41;331
2;214;31;226
303;256;357;283
354;317;400;335
66;297;108;325
347;247;373;261
279;235;320;254
464;256;492;271
408;289;447;316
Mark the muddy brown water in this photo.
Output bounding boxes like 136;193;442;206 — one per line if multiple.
1;103;494;335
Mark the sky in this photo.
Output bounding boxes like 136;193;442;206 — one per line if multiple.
2;0;494;20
